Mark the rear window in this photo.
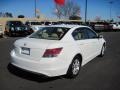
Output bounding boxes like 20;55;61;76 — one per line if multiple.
29;27;70;40
31;22;42;25
25;22;42;25
9;21;23;26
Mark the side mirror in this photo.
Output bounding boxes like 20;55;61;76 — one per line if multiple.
98;34;103;38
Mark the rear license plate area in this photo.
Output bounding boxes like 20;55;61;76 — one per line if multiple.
21;47;30;55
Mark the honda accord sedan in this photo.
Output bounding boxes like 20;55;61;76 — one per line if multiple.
10;25;106;78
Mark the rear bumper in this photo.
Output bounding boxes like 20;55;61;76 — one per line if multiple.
10;50;68;77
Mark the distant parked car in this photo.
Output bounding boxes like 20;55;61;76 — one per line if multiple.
110;23;120;30
25;21;45;32
25;21;42;26
0;24;3;37
5;21;33;36
11;25;106;78
25;21;56;32
93;22;112;31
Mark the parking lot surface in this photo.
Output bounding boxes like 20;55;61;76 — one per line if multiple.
0;32;120;90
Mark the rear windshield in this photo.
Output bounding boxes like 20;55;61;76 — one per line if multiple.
9;21;23;26
25;22;42;25
29;27;70;40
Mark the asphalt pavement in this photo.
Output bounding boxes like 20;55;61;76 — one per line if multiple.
0;32;120;90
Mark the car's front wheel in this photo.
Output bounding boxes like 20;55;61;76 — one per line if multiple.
99;44;106;57
66;56;81;78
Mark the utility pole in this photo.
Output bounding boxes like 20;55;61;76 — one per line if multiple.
34;0;37;18
85;0;88;24
109;1;113;21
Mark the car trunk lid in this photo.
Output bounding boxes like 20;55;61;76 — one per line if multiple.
14;38;58;61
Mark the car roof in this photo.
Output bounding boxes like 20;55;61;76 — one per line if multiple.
46;25;88;29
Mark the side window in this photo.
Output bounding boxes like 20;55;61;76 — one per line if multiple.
85;28;98;39
72;28;89;40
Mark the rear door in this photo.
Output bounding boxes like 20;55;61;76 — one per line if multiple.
72;28;93;65
72;27;100;65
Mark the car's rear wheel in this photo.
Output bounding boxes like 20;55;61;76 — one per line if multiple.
66;56;81;78
0;34;3;38
8;32;13;37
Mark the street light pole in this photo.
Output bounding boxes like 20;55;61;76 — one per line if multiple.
109;1;113;21
85;0;88;24
34;0;37;18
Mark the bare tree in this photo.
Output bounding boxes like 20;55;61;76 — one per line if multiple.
54;0;80;19
94;16;101;22
54;5;63;19
0;12;13;17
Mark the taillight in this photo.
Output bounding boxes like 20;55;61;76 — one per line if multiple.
43;48;63;57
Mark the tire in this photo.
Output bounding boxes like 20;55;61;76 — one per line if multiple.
99;44;105;57
4;31;7;36
0;34;3;38
0;33;3;38
66;56;81;78
8;32;12;37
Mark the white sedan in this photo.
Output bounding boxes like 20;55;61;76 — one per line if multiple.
10;25;106;78
110;23;120;30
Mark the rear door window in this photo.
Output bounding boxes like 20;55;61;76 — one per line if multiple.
72;28;89;40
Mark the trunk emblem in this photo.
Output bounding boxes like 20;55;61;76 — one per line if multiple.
24;43;27;46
